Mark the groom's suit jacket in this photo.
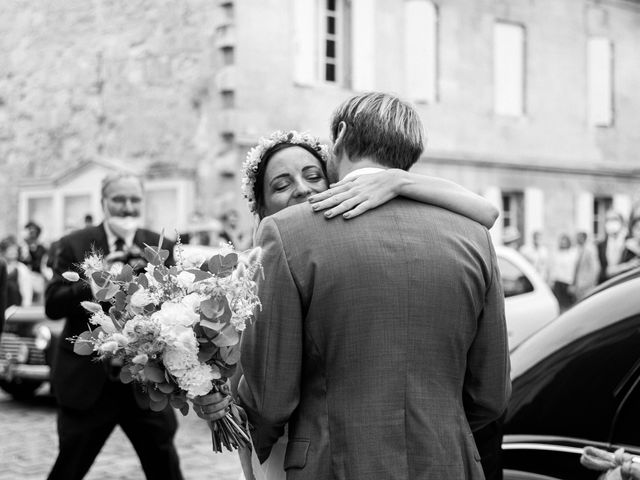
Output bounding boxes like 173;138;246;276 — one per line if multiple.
45;223;174;409
239;198;511;479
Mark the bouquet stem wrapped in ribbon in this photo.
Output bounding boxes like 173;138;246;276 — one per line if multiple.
65;239;262;452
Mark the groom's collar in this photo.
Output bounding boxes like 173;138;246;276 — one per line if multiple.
341;167;386;182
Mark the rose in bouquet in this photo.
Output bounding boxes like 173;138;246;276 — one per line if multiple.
65;239;262;452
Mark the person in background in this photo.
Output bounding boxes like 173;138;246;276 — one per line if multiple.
84;214;94;228
519;230;550;283
21;221;47;274
571;231;600;301
620;215;640;266
219;209;251;250
549;234;578;312
45;172;183;480
0;237;33;308
502;226;521;250
20;221;48;304
597;210;629;284
0;258;7;336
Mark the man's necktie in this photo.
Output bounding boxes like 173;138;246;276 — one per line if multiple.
114;237;125;252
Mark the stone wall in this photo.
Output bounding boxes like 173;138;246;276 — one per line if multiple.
0;0;221;238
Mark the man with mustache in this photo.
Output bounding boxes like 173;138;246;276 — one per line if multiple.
45;172;183;480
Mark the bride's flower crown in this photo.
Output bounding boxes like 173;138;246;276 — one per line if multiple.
241;130;330;215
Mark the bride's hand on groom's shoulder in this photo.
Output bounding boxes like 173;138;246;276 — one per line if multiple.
192;392;232;423
308;169;404;220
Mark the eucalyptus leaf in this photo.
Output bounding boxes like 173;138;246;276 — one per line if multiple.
72;331;94;356
211;323;239;347
187;269;211;282
120;366;134;384
169;393;187;410
153;267;165;283
116;264;134;283
149;396;169;412
137;274;149;289
208;253;238;277
200;318;226;333
200;297;225;320
92;271;111;288
220;344;241;365
144;364;165;383
157;382;175;394
197;344;218;363
114;290;127;311
148;388;166;402
179;403;189;416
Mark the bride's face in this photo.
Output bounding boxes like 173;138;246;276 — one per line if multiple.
261;146;328;217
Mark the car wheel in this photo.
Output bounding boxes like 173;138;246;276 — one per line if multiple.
0;379;43;400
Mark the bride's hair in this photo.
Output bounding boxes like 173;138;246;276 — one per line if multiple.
241;130;330;218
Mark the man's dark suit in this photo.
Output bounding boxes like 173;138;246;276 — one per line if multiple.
0;258;7;335
45;224;183;480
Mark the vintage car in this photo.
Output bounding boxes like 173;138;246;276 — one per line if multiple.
496;246;560;351
0;305;63;399
502;267;640;479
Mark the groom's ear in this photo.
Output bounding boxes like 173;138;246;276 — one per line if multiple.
332;121;347;156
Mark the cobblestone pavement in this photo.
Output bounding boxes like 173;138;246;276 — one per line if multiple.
0;384;243;480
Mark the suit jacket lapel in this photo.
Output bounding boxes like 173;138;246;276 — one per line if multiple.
91;223;110;255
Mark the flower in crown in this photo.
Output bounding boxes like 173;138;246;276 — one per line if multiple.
240;130;330;215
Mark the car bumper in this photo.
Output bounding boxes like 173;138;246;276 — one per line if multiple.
0;361;50;382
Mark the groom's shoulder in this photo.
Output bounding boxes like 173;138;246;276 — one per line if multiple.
269;202;323;229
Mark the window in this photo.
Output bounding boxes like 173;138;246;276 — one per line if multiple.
497;257;534;298
494;21;526;116
405;0;438;103
321;0;343;83
588;37;614;127
502;191;525;235
593;196;613;239
293;0;351;86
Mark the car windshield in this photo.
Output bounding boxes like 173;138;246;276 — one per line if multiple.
509;274;640;379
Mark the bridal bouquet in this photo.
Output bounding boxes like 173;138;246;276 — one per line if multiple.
64;239;262;452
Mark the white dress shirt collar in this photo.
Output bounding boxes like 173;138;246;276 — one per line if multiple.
103;222;135;253
341;167;386;183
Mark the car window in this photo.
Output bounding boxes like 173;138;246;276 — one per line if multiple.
506;314;640;445
498;257;534;298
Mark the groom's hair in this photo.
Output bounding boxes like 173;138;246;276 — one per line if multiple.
330;92;424;170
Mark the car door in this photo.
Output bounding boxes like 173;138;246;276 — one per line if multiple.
497;254;557;349
503;312;640;479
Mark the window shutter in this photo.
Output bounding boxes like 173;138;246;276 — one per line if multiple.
405;0;438;103
293;0;317;85
351;0;375;91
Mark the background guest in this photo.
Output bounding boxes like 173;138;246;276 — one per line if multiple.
20;220;48;303
618;215;640;269
502;226;521;250
45;172;183;480
0;258;7;336
219;208;251;250
519;230;550;283
571;231;600;301
549;234;578;312
0;237;33;308
597;210;628;284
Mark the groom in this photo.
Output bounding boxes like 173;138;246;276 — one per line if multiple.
216;92;509;479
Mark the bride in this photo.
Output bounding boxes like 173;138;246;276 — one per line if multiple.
195;129;498;480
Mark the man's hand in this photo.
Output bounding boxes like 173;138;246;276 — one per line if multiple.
191;392;232;422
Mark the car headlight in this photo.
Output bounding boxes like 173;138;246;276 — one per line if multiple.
33;324;52;350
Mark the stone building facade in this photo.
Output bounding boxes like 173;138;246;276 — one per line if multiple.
2;0;640;250
211;0;640;247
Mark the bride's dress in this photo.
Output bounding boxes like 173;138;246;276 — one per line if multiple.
239;430;287;480
250;435;287;480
